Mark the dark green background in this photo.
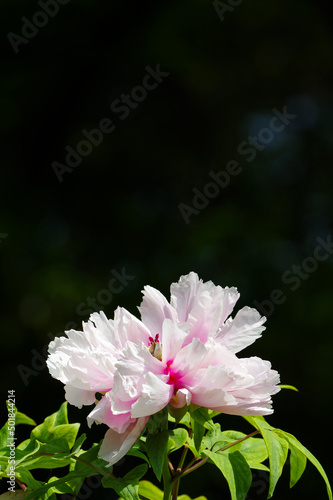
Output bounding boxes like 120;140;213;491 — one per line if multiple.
1;0;332;498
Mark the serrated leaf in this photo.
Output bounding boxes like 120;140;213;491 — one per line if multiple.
288;442;307;487
277;430;332;500
248;418;289;498
146;431;169;481
203;449;252;500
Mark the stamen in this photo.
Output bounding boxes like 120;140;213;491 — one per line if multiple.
148;333;162;360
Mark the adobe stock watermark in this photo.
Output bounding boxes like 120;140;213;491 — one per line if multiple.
7;0;71;54
213;0;244;22
52;64;170;183
178;106;296;224
17;267;135;386
253;235;333;318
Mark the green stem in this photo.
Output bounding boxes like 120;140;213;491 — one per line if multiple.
171;433;191;499
163;456;173;500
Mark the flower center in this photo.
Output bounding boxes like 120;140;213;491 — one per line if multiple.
148;334;162;360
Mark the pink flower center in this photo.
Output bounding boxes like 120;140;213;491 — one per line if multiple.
166;361;180;392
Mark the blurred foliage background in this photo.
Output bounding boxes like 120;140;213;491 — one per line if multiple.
0;0;332;498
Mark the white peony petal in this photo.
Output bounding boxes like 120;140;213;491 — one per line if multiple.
169;388;192;408
170;272;201;322
138;285;178;335
130;372;174;418
114;307;151;346
64;385;96;409
98;416;149;466
87;393;135;433
161;319;188;364
46;311;119;398
215;306;266;353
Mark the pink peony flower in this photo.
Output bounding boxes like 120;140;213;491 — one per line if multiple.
47;272;280;465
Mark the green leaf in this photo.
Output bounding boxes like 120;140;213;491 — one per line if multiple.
221;431;268;467
11;439;42;468
17;450;74;470
288;442;307;487
202;423;224;451
147;408;168;434
246;417;289;498
190;408;215;432
5;400;36;426
168;411;191;428
15;469;43;491
30;402;69;443
203;449;252;500
167;404;189;423
127;447;150;464
26;403;79;454
0;402;36;451
103;464;147;500
0;424;8;451
138;480;163;500
72;442;110;476
243;415;274;431
146;431;169;481
25;471;94;500
119;482;208;500
168;428;189;453
44;475;76;495
192;419;205;453
178;497;208;500
277;430;332;500
71;433;87;454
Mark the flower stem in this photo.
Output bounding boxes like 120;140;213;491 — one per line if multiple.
171;435;190;499
163;454;173;500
